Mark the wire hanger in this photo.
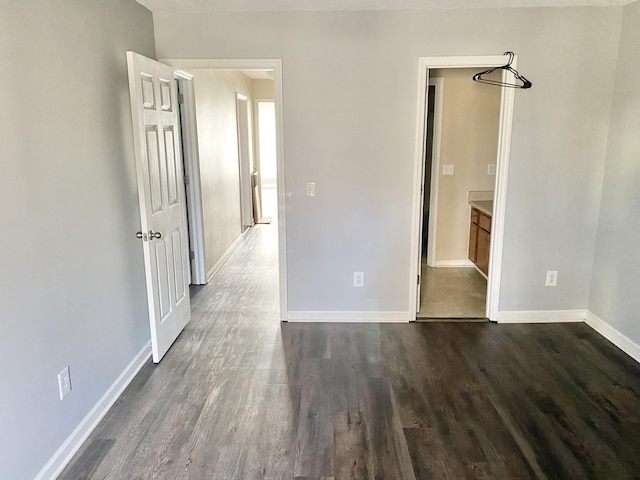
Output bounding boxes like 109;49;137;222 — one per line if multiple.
472;52;532;89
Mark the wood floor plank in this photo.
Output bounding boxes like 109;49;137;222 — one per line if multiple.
57;224;640;480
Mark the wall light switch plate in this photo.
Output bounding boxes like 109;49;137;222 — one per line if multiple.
353;272;364;287
488;164;496;175
545;270;558;287
306;182;316;197
58;366;72;400
442;164;454;176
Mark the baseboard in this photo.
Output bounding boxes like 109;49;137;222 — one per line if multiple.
206;233;244;282
434;260;475;268
497;309;586;323
586;311;640;364
34;342;152;480
287;311;411;323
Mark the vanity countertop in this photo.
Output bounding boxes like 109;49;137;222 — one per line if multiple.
470;200;493;217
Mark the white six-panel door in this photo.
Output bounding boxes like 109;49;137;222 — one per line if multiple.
126;52;191;363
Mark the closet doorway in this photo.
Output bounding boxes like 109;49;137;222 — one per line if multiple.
411;55;518;322
418;69;499;319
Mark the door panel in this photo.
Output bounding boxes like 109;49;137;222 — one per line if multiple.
172;228;186;302
164;127;179;206
145;127;163;214
154;239;171;320
159;79;172;111
127;51;191;363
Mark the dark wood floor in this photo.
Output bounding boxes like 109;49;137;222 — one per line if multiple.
59;224;640;479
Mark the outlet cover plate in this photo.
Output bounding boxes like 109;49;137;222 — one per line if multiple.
545;270;558;287
58;366;72;400
353;272;364;287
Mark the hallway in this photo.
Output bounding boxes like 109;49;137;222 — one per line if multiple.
58;224;640;479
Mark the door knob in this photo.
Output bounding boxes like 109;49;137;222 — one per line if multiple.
149;230;162;239
135;231;147;241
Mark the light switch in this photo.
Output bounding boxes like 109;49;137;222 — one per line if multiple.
442;164;454;176
306;182;316;197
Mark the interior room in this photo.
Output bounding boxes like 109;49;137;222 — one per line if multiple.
2;0;639;478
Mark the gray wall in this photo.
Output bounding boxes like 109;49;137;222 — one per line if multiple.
589;1;640;343
0;1;155;478
154;7;621;313
192;70;254;278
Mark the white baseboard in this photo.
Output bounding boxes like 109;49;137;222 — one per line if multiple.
34;342;152;480
586;311;640;364
497;309;586;323
434;260;475;268
206;233;244;282
287;311;411;323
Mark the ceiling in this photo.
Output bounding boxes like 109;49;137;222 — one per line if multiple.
136;0;632;12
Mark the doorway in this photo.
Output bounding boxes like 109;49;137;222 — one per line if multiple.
255;100;277;221
418;68;500;319
162;59;288;321
411;55;518;322
236;93;254;230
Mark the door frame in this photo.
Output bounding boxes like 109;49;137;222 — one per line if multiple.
174;70;207;285
254;98;277;219
235;92;254;230
161;58;288;321
410;55;517;321
424;76;444;268
416;76;443;313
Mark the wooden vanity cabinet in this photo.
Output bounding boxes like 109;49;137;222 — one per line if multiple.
469;207;491;275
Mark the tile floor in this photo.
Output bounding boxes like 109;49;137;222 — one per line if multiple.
417;263;487;319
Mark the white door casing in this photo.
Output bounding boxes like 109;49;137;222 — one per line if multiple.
411;55;517;321
415;70;430;312
236;93;254;229
175;73;207;285
127;52;191;362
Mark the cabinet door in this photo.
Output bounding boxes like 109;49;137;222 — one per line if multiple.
479;213;491;232
469;222;478;263
477;228;490;275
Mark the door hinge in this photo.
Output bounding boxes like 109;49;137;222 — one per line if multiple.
177;93;184;104
184;174;189;185
189;250;195;260
417;274;421;285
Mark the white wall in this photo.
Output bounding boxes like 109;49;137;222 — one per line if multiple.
253;78;275;100
430;68;500;263
155;8;621;315
589;1;640;344
192;70;254;278
0;1;155;478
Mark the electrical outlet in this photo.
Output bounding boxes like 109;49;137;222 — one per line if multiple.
442;164;454;176
353;271;364;288
488;164;496;175
306;182;316;197
58;366;72;400
545;270;558;287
